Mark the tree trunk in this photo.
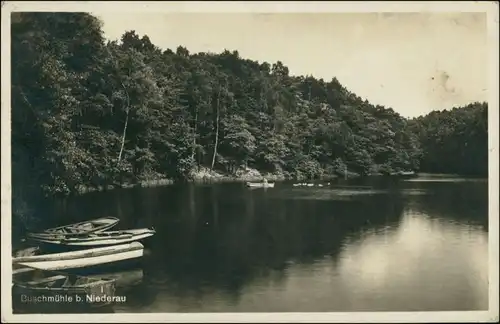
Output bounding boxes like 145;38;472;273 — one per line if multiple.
105;47;130;166
260;88;266;129
211;88;221;170
118;108;129;163
191;108;198;163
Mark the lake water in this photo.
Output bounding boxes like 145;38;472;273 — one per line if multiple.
38;174;489;312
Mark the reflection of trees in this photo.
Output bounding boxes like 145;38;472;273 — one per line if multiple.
119;279;159;309
37;179;489;311
403;181;488;230
141;183;406;306
46;187;139;227
41;182;407;309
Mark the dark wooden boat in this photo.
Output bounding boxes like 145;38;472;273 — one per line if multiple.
85;268;144;289
12;267;117;311
28;217;119;240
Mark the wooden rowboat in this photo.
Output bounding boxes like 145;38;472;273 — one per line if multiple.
31;228;156;247
246;182;275;188
85;268;144;289
28;217;119;240
12;242;144;271
12;267;117;309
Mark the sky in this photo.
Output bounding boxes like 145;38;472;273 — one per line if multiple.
93;11;488;118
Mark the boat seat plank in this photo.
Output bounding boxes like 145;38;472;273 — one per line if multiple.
72;279;111;287
65;226;85;232
25;275;67;285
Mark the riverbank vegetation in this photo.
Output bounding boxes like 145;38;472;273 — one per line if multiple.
408;102;488;176
11;13;488;213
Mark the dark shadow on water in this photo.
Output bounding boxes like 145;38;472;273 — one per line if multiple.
132;182;408;308
32;176;488;312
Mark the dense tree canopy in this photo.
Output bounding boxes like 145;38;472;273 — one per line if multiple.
11;12;489;209
409;102;488;176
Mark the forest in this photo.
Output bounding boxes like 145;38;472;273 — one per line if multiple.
11;12;489;208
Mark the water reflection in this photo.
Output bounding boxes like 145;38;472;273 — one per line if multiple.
86;268;144;290
337;212;488;311
45;176;488;313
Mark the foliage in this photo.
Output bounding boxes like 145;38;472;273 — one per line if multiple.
409;102;488;176
11;12;489;208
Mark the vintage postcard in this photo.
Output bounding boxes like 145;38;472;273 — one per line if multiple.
1;1;498;323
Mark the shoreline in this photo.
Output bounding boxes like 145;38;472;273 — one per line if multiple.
71;168;431;196
73;166;357;195
74;169;488;196
18;167;486;198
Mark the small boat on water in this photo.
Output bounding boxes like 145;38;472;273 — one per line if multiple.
12;267;117;309
246;182;275;188
28;217;119;240
31;228;156;247
13;242;144;271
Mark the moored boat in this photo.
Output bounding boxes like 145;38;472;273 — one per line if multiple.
31;228;156;247
246;182;275;188
12;267;117;310
85;268;144;289
13;242;145;271
28;217;119;240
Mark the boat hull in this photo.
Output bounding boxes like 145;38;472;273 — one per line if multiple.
28;217;120;240
12;268;117;313
246;182;275;188
85;268;144;289
33;231;155;247
13;242;144;271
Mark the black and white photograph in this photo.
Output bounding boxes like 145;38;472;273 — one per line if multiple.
1;1;498;323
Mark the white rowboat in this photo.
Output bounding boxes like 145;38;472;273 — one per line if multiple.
12;242;144;271
246;182;275;188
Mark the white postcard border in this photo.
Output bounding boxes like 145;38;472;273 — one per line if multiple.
1;1;498;323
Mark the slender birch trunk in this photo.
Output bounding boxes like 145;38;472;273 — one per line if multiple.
117;79;130;164
191;108;198;163
106;44;131;166
118;109;129;162
211;87;221;170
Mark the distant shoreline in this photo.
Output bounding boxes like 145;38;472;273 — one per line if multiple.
71;169;487;196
